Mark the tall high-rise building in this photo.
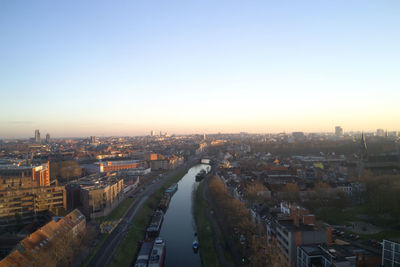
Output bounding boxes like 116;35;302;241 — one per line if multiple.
90;136;96;144
151;130;156;137
335;126;343;136
34;129;40;143
45;133;50;143
376;129;385;137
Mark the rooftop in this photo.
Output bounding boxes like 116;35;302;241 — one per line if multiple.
96;160;142;166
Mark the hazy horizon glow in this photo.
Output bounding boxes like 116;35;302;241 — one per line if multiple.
1;1;400;138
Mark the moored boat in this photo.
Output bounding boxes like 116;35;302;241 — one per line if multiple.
147;210;164;238
148;237;166;267
158;193;171;211
192;238;199;251
195;170;206;181
164;183;178;195
134;241;154;267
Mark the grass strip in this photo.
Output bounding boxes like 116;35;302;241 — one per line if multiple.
106;197;135;221
109;169;186;267
194;181;221;267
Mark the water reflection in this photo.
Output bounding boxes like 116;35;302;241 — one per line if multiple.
159;164;209;267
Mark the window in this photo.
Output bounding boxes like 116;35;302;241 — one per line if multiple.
384;250;393;260
394;252;400;263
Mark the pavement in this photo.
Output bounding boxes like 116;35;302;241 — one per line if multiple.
87;158;198;267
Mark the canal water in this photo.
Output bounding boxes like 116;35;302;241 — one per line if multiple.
159;164;210;267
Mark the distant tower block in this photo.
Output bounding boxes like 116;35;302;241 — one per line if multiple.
35;129;41;143
335;126;343;136
45;133;50;143
203;133;206;140
376;129;385;137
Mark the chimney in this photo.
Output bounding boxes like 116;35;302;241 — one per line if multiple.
293;213;300;227
327;227;333;245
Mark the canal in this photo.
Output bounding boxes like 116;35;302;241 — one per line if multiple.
159;164;210;267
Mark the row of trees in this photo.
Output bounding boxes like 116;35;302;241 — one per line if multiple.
280;182;349;211
245;180;270;204
249;139;394;156
208;176;284;266
50;161;82;181
360;172;400;219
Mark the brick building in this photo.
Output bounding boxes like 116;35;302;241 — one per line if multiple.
97;160;143;173
0;209;86;266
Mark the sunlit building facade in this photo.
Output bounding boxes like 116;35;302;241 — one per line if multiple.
0;163;66;224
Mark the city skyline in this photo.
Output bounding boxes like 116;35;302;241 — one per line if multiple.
1;1;400;138
1;126;399;140
2;2;400;267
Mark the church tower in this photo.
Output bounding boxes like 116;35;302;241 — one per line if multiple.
358;132;368;177
360;132;368;160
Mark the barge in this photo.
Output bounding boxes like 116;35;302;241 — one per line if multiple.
147;210;164;238
158;194;171;211
148;237;166;267
164;183;178;195
134;241;154;267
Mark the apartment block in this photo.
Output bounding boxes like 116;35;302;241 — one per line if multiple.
267;203;332;266
0;163;65;225
97;160;143;172
79;176;124;218
0;162;50;190
149;155;184;170
297;244;381;267
382;239;400;267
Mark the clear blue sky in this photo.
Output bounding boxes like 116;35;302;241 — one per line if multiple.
1;0;399;138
